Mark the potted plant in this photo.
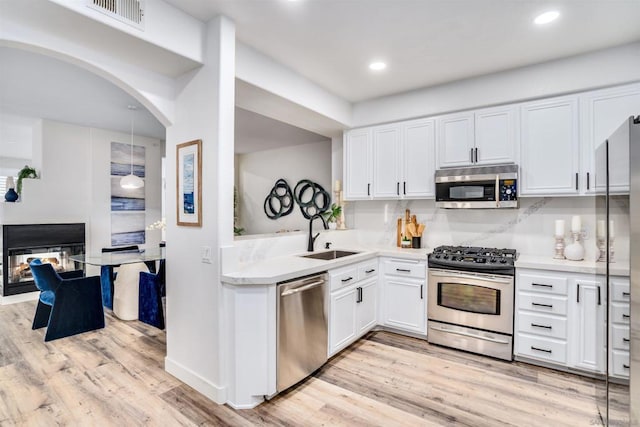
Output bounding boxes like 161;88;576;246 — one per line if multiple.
322;203;342;230
16;165;38;196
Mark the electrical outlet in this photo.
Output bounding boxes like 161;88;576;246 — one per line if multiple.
201;246;212;263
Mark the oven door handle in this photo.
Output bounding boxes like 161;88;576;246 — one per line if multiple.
429;270;513;284
429;325;511;344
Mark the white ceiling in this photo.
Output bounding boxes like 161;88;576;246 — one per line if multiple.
235;107;329;154
0;47;165;140
3;0;640;153
164;0;640;102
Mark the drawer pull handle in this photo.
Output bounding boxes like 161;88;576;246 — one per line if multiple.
532;283;553;288
531;302;553;308
623;364;630;369
622;314;630;319
396;268;411;273
365;269;376;274
531;346;552;354
341;277;354;283
622;292;630;297
623;338;630;343
531;323;552;330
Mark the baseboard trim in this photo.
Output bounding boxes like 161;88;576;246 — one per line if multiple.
164;357;227;404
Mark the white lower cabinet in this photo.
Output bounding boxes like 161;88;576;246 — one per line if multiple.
328;260;378;357
329;285;359;354
570;277;605;373
516;268;621;376
380;258;426;335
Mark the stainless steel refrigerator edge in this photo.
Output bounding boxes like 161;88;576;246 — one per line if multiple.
629;117;640;426
596;115;639;426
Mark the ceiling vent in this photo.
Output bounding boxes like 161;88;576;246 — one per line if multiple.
87;0;145;30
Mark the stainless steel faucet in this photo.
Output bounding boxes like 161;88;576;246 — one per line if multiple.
307;214;328;252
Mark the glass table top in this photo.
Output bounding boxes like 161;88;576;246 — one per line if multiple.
70;248;165;266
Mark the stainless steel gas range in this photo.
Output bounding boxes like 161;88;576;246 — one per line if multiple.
427;246;517;361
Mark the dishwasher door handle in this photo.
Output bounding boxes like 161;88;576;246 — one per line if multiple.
281;280;325;296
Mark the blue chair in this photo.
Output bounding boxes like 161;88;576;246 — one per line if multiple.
100;245;140;309
138;259;165;330
30;260;105;342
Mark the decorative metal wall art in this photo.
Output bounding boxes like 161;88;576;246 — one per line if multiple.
264;179;294;219
263;179;330;220
293;179;330;219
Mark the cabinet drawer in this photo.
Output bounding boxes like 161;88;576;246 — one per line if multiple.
518;292;568;316
518;272;568;295
611;350;630;378
611;303;630;324
517;312;567;340
329;265;359;292
383;259;426;279
516;334;567;364
358;260;379;281
611;324;630;351
611;277;630;303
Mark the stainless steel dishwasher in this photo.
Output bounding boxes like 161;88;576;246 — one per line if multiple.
277;272;328;392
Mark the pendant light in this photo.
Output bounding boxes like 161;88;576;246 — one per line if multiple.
120;105;144;189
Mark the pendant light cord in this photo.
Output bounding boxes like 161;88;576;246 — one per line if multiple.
129;105;136;175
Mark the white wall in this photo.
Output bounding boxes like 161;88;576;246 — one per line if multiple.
352;42;640;127
0;113;37;176
0;118;163;251
236;141;332;235
164;16;235;405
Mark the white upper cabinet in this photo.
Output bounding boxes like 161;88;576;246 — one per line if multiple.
437;107;518;168
344;119;435;200
402;118;435;198
372;125;402;198
345;82;637;200
437;112;475;168
581;83;640;194
520;96;580;196
474;105;518;165
344;128;372;200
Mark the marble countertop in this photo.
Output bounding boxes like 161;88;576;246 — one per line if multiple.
515;254;630;276
222;246;428;285
222;246;630;286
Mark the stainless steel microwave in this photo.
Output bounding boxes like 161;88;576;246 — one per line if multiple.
435;164;518;209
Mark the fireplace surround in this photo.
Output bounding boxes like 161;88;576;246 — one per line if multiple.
1;223;85;296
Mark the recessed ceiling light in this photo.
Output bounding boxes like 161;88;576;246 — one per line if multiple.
369;61;387;71
534;10;560;25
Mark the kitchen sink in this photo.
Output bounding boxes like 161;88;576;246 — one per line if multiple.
301;250;360;261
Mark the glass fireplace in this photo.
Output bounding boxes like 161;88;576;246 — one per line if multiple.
2;224;85;296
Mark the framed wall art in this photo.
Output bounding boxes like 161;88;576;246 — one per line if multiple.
176;139;202;227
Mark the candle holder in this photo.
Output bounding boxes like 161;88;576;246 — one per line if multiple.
335;190;347;230
563;231;585;261
554;236;566;259
596;236;606;262
609;236;615;263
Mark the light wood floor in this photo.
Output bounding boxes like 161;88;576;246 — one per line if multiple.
0;300;625;426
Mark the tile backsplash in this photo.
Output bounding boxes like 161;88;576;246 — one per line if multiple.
346;196;630;261
222;196;630;274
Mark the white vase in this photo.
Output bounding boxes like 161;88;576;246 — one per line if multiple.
328;222;337;230
564;241;584;261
